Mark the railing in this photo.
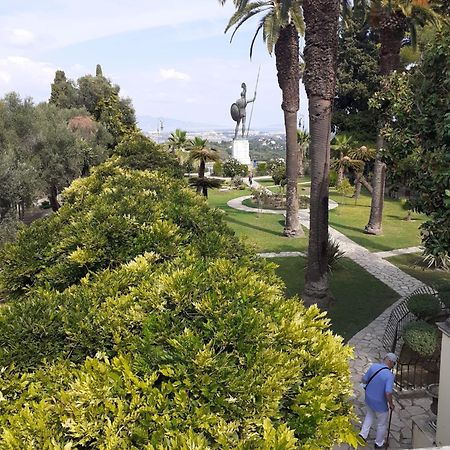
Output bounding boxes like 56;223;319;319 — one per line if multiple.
382;286;440;354
395;357;440;391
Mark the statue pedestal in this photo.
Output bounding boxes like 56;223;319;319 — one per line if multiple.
232;139;251;165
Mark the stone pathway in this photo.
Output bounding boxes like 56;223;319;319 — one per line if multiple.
227;191;434;449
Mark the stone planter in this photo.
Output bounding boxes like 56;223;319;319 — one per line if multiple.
426;383;439;416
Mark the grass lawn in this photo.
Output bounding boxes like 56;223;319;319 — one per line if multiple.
208;189;308;253
386;253;450;291
272;256;400;341
328;189;426;252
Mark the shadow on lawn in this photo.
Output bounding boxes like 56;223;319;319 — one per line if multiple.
328;221;397;252
225;215;286;238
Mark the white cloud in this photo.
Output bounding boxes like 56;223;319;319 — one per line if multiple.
9;28;35;46
159;68;191;81
0;56;55;100
0;1;236;53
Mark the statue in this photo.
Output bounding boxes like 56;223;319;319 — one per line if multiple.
230;82;256;140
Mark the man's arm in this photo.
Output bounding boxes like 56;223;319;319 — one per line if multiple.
385;392;395;410
385;374;395;410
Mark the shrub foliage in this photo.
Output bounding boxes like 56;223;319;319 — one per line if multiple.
0;139;356;448
404;321;438;357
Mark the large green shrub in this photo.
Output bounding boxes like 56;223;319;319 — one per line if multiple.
0;163;248;298
113;133;184;178
407;294;441;321
0;137;357;448
223;158;248;178
0;258;356;448
404;321;438;357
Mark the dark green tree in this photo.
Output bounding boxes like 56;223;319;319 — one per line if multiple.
49;70;79;109
95;63;103;77
370;26;450;269
34;104;85;211
0;93;41;221
333;12;381;143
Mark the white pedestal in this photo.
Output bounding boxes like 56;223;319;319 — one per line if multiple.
232;139;251;165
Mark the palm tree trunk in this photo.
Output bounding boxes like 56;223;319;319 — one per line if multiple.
197;160;205;195
365;134;386;234
298;147;305;178
367;15;405;233
49;185;60;212
275;24;302;237
302;0;339;308
303;96;333;308
338;151;344;184
358;174;373;194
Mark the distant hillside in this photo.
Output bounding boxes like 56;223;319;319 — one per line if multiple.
137;115;226;133
138;115;284;134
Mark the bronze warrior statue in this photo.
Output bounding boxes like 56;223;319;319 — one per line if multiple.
230;82;255;140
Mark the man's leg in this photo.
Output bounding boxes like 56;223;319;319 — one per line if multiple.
241;116;246;138
360;405;375;439
374;410;389;447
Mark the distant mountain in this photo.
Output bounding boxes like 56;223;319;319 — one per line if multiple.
137;115;227;133
137;115;284;134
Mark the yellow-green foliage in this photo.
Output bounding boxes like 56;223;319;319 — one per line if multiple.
0;259;355;448
0;140;357;448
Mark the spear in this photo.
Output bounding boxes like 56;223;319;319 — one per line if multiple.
246;65;261;139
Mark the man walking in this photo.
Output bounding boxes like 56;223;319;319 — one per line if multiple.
359;353;397;448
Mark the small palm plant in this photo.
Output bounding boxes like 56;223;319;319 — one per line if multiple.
187;137;221;197
167;128;187;155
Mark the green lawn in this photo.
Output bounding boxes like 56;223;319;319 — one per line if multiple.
208;189;308;253
272;256;400;341
328;189;426;252
386;253;450;291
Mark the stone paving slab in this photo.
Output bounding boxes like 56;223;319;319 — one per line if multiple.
258;251;306;258
374;247;423;259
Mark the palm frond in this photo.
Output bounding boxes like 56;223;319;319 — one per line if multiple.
263;10;281;54
290;4;305;36
250;22;265;58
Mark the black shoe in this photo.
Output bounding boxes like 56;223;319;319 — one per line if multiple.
374;444;385;449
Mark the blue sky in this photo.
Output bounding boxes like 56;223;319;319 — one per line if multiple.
0;1;308;131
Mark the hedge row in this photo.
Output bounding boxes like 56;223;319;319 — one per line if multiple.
0;138;356;448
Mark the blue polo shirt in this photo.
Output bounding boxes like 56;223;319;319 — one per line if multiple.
363;363;394;412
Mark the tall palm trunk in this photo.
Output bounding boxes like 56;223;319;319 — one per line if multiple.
365;134;386;234
49;184;60;212
275;24;302;237
302;0;339;308
298;147;305;178
366;14;405;234
197;160;205;195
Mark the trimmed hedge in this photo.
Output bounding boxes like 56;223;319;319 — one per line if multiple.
404;321;438;357
0;163;250;298
407;293;441;320
0;259;355;448
0;138;357;448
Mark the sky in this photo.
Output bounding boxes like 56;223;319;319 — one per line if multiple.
0;0;309;131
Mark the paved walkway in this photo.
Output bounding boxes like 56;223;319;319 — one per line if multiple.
227;188;434;449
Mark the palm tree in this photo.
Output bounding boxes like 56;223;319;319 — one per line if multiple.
187;137;221;197
297;129;310;177
167;128;187;155
224;0;305;237
302;0;340;308
354;0;442;234
330;135;354;184
349;145;376;199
